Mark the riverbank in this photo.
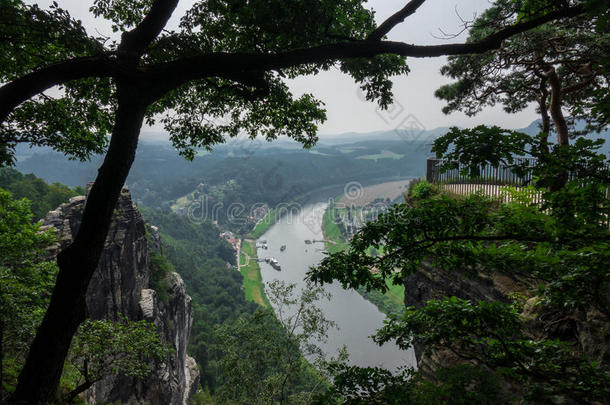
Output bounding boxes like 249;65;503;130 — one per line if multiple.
249;209;278;239
257;201;416;369
247;176;411;240
239;239;270;307
321;199;405;316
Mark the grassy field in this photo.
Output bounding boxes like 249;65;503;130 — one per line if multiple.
240;240;270;307
170;194;191;212
383;280;406;309
321;202;405;315
322;205;349;254
338;179;410;207
355;150;404;161
249;209;278;239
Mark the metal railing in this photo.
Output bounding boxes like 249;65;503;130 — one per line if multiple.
425;158;610;227
426;157;542;201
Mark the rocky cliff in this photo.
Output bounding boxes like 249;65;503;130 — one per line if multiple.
402;262;527;377
403;261;610;379
40;187;199;404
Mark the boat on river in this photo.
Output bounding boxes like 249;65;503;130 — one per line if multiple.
268;258;281;271
280;244;286;252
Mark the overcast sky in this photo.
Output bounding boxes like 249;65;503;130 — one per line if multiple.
32;0;539;137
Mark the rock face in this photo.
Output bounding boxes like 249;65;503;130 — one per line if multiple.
403;261;532;377
403;261;610;379
41;188;199;404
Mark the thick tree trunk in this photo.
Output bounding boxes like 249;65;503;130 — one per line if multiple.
537;75;551;155
11;84;147;404
546;67;570;191
547;67;570;147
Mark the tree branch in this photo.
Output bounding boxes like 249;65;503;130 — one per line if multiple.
562;71;600;94
0;4;585;123
0;54;116;123
118;0;180;55
151;5;584;96
367;0;427;41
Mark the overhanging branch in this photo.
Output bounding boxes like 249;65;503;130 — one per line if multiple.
0;55;117;124
367;0;427;41
0;4;585;123
151;5;584;96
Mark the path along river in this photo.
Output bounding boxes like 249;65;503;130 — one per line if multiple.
256;200;417;370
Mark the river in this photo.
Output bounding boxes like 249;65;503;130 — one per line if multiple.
256;201;417;371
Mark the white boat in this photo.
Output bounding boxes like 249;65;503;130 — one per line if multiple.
269;258;281;271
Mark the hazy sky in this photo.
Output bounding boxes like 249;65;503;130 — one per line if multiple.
32;0;539;137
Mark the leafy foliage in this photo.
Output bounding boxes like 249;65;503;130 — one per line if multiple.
0;167;83;220
431;124;610;215
0;0;101;79
0;182;171;401
140;208;257;392
212;280;336;404
0;0;413;165
63;317;170;401
308;139;610;402
90;0;153;32
0;1;112;165
0;0;597;401
148;250;174;304
0;188;57;397
409;179;436;200
376;297;609;403
315;363;506;405
435;0;609;131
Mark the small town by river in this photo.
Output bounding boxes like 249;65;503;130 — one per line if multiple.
256;201;417;371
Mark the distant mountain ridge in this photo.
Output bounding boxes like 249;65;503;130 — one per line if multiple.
15;118;609;158
12;118;609;192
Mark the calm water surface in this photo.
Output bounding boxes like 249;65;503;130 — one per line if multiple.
257;201;416;370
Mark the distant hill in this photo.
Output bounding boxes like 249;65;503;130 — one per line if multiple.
316;126;453;145
12;118;609;196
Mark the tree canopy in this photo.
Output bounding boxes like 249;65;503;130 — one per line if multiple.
0;167;84;220
435;0;610;148
0;0;586;163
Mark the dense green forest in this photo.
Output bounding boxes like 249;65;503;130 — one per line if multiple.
15;139;425;234
140;207;330;397
95;194;338;400
139;208;255;390
16;139;424;216
14;138;430;193
0;168;84;220
0;171;332;401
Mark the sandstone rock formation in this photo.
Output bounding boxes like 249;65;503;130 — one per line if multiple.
41;188;199;404
403;260;610;379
